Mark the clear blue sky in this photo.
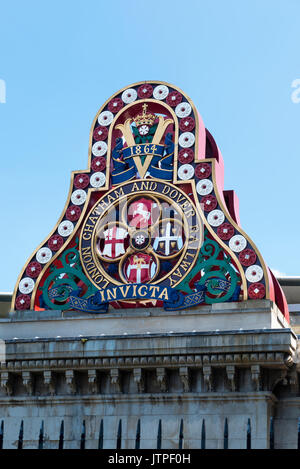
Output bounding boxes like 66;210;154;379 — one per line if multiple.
1;0;299;292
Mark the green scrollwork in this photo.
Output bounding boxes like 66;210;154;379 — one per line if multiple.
41;238;97;310
177;230;240;304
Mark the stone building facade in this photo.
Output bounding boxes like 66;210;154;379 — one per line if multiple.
2;81;299;449
0;292;300;449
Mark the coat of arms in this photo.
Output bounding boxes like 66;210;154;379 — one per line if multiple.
11;81;288;321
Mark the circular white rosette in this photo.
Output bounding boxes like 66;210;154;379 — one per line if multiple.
179;132;195;148
229;234;247;252
19;277;35;294
245;265;264;282
90;172;106;188
98;110;114;126
178;164;195;180
175;102;192;118
58;220;74;237
36;247;52;264
92;141;107;157
196;179;213;196
153;85;169;100
207;209;225;227
71;189;87;205
121;88;137;104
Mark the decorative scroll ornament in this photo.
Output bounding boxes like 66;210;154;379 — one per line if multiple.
12;80;288;321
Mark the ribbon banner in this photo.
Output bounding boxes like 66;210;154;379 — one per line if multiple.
49;283;205;313
112;142;174;184
48;278;239;313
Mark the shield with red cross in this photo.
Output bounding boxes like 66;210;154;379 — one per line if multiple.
99;225;128;259
125;253;156;283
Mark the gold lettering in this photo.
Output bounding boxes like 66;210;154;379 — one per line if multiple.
83;254;93;263
158;288;169;300
175;193;185;204
88;267;103;282
119;285;131;298
88;216;98;225
149;182;157;191
114;187;124;198
138;285;148;297
132;285;137;297
149;285;160;298
101;278;109;289
98;200;108;211
84;224;94;233
189;229;199;242
140;181;149;191
172;268;183;279
180;201;191;210
169;189;178;199
169;276;177;287
131;182;140;192
92;206;103;216
185;208;195;218
181;260;192;272
99;289;106;302
183;251;195;260
82;246;92;256
162;185;170;195
107;194;116;204
106;288;117;300
82;232;91;241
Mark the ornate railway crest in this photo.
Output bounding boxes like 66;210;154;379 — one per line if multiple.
12;81;289;319
80;179;202;293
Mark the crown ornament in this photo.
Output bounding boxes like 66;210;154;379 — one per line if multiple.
134;103;156;127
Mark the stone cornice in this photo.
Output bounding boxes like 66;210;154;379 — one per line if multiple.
2;329;296;364
0;391;278;404
0;329;296;397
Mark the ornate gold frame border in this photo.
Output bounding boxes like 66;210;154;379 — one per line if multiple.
11;80;269;310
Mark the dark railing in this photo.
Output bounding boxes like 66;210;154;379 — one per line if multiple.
135;419;140;450
98;419;104;450
178;419;184;450
0;417;298;449
247;418;251;449
156;419;162;450
17;420;23;450
38;421;44;450
201;419;205;449
59;420;64;450
116;419;122;450
80;420;86;450
224;418;228;449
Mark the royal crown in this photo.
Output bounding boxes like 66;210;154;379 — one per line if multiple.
134;103;156;127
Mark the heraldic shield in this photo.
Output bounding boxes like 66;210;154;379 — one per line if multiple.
12;81;288;319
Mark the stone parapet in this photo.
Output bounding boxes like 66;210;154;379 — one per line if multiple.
1;300;290;340
0;306;298;448
0;329;296;397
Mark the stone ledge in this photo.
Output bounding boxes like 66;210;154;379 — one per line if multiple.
2;300;290;340
0;391;277;405
2;329;297;360
8;299;281;320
